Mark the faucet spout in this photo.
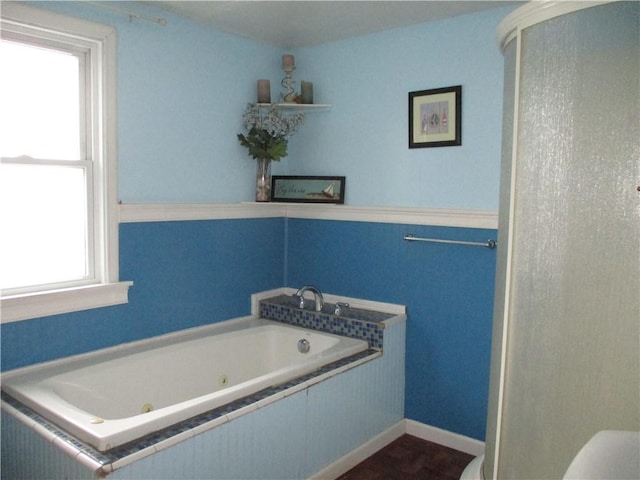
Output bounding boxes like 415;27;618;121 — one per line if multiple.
295;285;324;312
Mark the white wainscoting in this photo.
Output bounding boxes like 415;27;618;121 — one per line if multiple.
119;203;498;229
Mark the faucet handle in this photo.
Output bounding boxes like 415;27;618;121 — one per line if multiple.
296;295;305;309
334;302;350;316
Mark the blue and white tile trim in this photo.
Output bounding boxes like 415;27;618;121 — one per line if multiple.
259;294;389;349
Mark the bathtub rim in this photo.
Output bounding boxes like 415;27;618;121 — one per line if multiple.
1;317;371;451
1;347;383;475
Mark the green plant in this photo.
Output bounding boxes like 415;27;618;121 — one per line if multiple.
237;103;304;161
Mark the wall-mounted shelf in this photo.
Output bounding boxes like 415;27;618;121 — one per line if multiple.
257;103;332;111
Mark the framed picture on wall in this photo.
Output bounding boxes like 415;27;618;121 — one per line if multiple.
408;85;461;148
271;176;345;204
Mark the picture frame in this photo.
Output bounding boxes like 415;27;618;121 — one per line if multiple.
408;85;461;148
271;176;345;204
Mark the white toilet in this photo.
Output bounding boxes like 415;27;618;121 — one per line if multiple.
563;430;640;480
460;431;640;480
460;454;484;480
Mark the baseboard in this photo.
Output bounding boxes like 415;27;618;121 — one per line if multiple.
405;419;485;457
308;419;484;479
307;420;405;480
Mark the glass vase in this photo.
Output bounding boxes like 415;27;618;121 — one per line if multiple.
255;158;272;202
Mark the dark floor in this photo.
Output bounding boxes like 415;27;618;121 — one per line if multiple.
336;434;474;480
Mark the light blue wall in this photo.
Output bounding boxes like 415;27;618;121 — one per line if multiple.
31;1;283;203
286;9;511;210
30;1;513;209
2;1;517;442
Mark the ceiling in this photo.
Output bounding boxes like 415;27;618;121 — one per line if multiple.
148;1;523;48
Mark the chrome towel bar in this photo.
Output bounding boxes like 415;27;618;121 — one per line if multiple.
404;234;497;249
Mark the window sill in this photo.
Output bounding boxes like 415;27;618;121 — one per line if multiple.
1;281;133;324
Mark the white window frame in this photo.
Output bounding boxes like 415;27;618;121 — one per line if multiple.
1;3;132;323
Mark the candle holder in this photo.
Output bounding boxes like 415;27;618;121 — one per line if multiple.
281;64;296;103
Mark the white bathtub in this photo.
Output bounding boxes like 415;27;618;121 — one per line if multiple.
1;317;369;452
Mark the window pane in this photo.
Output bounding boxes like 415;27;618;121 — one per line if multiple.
0;39;81;160
0;164;89;290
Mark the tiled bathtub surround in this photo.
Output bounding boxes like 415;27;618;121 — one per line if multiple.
1;292;406;479
259;294;389;349
1;348;379;476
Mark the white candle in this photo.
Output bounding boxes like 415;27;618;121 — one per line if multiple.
282;54;295;68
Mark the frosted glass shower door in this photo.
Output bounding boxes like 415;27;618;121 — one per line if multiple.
486;2;640;479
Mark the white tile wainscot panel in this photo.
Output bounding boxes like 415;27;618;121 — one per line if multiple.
1;410;95;479
304;320;406;477
109;393;308;479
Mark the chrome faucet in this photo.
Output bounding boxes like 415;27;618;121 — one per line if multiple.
295;285;324;312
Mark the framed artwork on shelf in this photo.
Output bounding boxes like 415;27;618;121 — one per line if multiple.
271;176;345;204
409;85;461;148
